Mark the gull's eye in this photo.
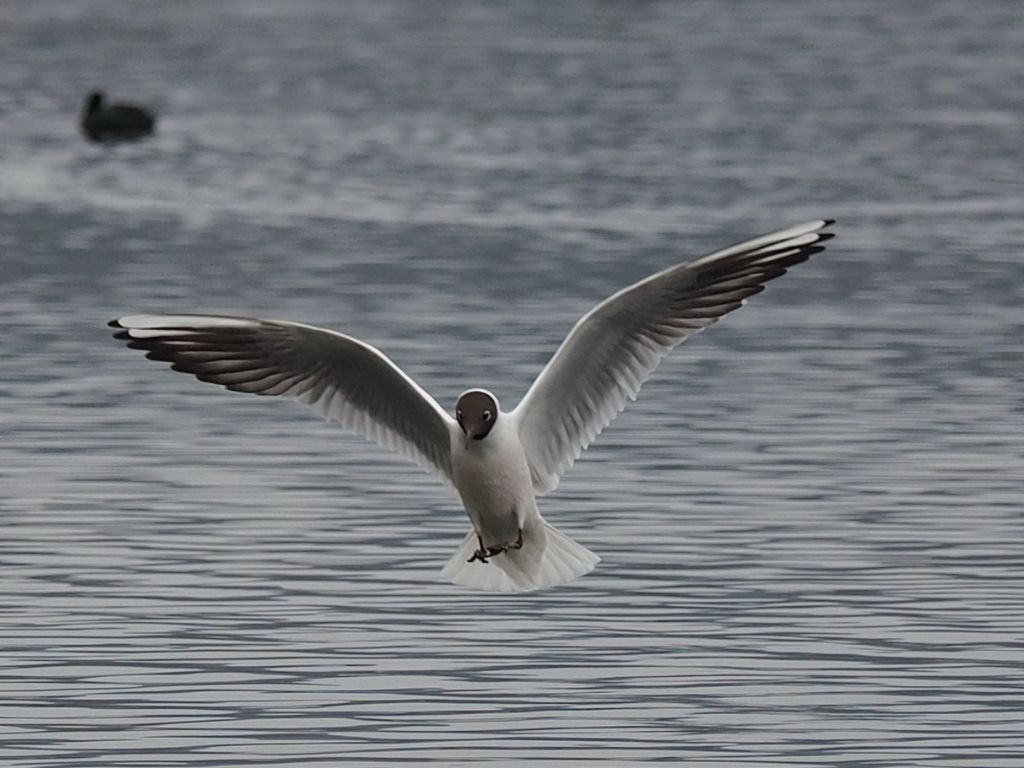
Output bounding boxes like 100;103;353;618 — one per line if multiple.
483;410;492;421
456;409;463;422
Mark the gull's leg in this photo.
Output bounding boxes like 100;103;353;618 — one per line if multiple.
469;517;524;562
486;529;523;558
468;533;490;564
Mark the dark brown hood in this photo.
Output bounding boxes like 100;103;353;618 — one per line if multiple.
455;389;498;442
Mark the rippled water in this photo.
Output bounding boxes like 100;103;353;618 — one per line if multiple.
2;1;1022;765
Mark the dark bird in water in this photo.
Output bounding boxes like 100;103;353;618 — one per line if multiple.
80;91;156;143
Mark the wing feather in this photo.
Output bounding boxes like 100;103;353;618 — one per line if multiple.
512;220;834;494
110;314;456;483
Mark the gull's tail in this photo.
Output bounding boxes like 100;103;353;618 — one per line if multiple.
440;519;599;592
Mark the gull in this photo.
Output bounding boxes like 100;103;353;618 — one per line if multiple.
110;219;833;592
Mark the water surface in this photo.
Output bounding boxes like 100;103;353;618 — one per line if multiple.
1;1;1022;765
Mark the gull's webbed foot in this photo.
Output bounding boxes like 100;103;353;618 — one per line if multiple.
468;534;490;564
475;529;525;561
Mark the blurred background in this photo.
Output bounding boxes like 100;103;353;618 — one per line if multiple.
1;1;1021;765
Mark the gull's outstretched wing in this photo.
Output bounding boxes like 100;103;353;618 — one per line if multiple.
511;219;834;494
109;314;456;483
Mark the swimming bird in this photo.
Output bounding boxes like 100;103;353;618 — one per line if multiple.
109;219;833;592
80;90;156;143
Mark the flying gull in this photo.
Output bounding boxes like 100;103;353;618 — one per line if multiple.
110;219;834;591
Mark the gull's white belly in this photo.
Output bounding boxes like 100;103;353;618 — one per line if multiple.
450;418;537;548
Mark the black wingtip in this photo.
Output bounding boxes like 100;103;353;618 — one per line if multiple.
816;232;836;243
108;319;123;328
822;218;836;227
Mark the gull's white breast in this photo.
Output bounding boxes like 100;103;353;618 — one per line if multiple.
450;413;538;548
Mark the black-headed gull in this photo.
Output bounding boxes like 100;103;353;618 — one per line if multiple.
110;219;833;592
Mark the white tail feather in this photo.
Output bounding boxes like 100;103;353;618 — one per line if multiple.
440;519;599;592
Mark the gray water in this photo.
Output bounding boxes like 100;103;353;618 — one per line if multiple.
1;1;1022;765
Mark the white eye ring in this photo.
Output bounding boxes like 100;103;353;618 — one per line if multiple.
483;410;492;421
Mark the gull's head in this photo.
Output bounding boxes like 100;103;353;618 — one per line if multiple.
455;389;499;446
